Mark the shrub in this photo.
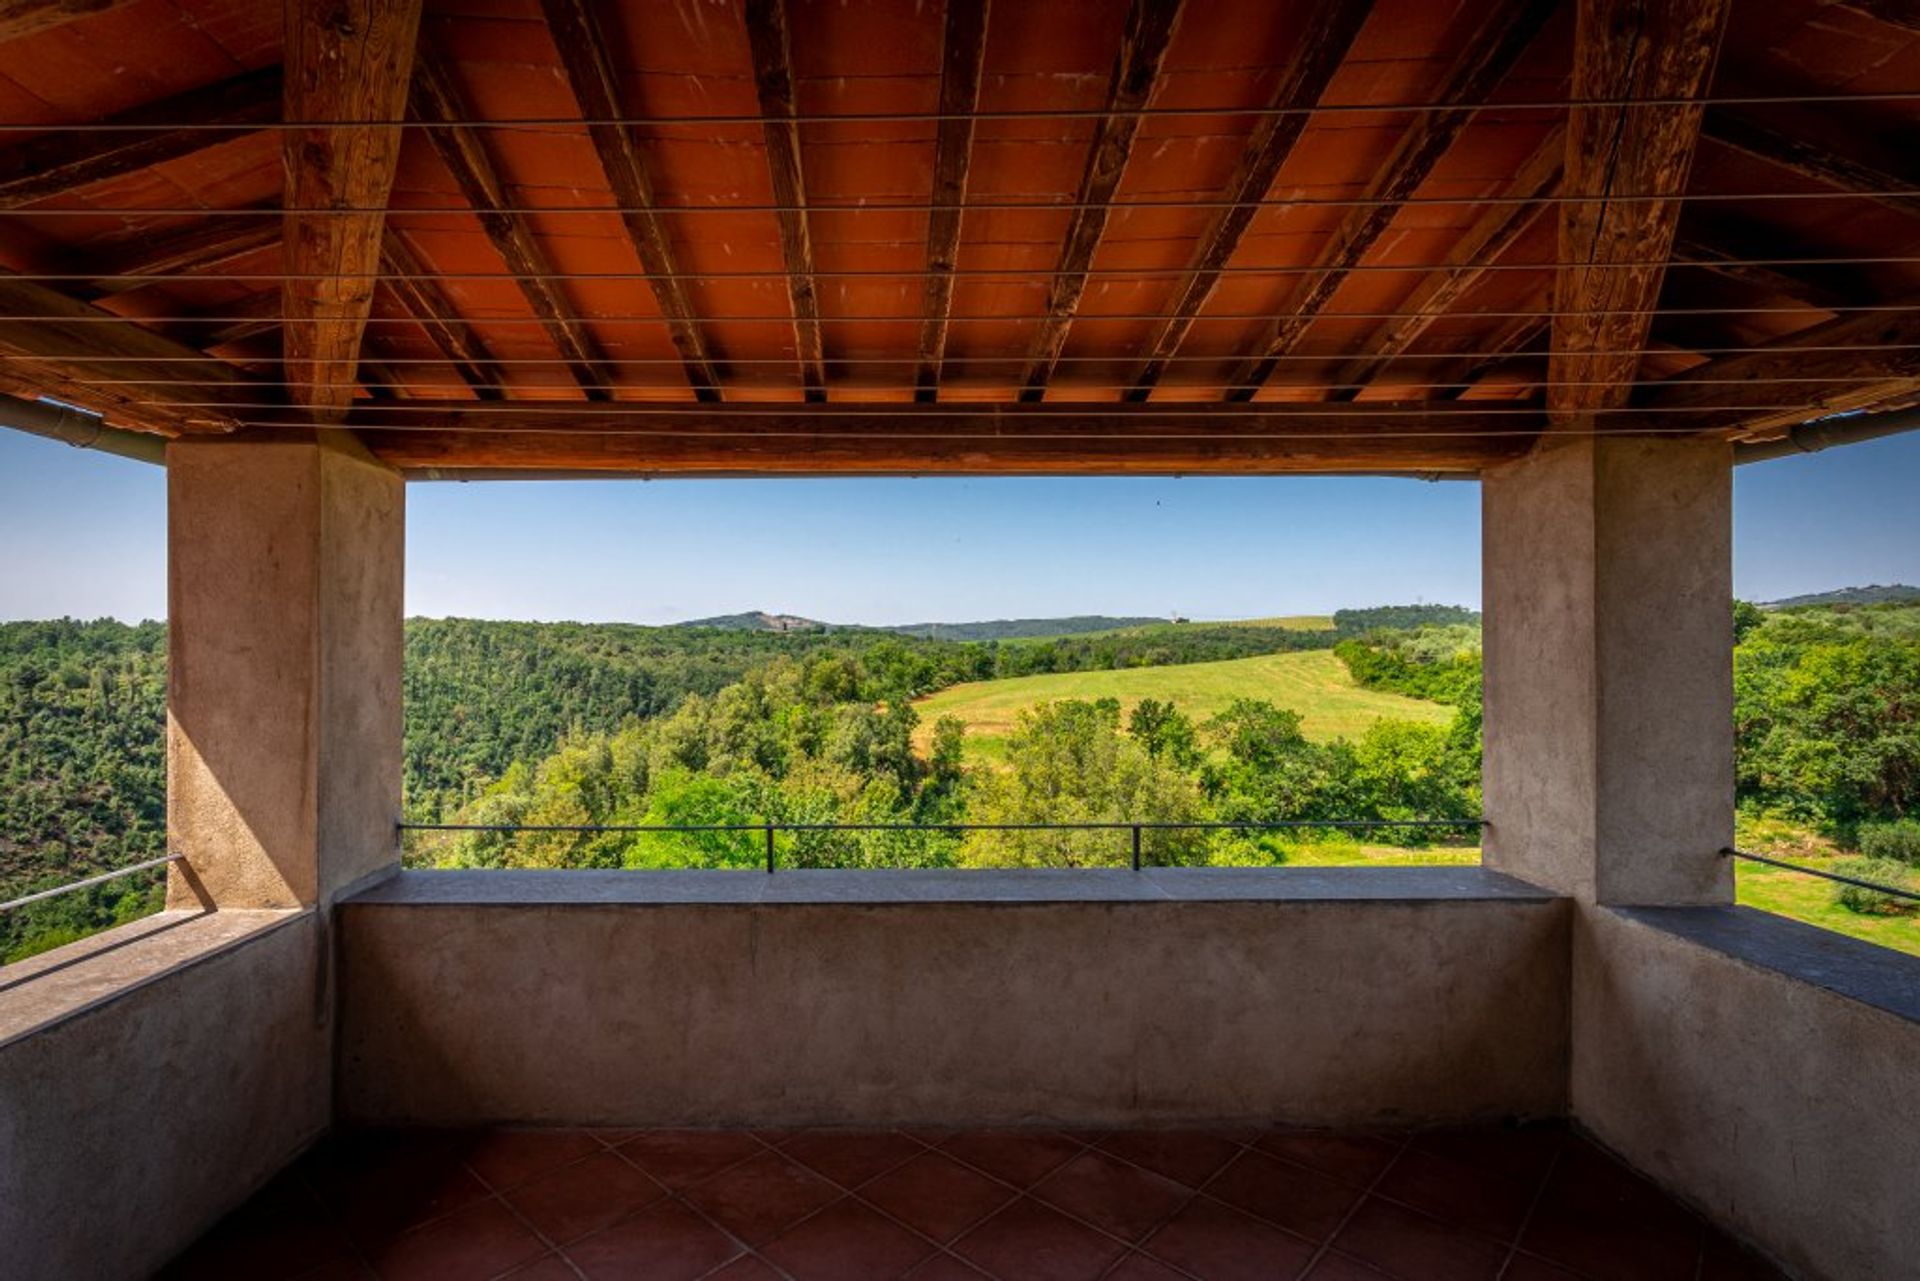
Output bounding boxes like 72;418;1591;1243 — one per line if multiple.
1830;857;1917;915
1858;819;1920;866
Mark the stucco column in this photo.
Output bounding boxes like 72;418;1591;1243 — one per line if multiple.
165;432;404;909
1481;434;1733;906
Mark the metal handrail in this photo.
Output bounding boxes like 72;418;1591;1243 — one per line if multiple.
1721;846;1920;904
400;818;1488;875
0;854;182;913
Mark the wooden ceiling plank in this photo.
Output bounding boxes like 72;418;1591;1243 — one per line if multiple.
283;0;422;418
380;229;501;401
1550;0;1730;422
744;0;827;402
1330;123;1563;401
0;65;280;210
0;0;134;43
541;0;721;403
71;212;282;300
1225;0;1555;402
1124;0;1372;402
914;0;991;403
1702;107;1920;222
1671;234;1847;311
1639;302;1920;434
1015;0;1183;403
1825;0;1920;37
350;400;1540;475
410;41;616;402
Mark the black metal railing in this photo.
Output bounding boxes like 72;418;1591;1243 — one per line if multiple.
1721;846;1920;903
398;817;1486;874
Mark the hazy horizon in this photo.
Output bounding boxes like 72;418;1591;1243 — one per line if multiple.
4;428;1917;625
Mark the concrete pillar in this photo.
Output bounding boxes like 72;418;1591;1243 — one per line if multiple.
165;433;404;909
1482;434;1733;906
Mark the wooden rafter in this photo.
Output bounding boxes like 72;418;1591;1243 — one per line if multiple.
71;212;281;299
744;0;827;402
1016;0;1183;402
283;0;421;418
1702;106;1920;222
1671;234;1845;311
1550;0;1730;422
1826;0;1920;37
0;272;257;433
541;0;721;403
0;66;279;210
1225;0;1556;402
0;0;134;43
1330;124;1563;401
914;0;991;403
1124;0;1372;401
410;41;616;402
380;230;501;401
1640;303;1920;434
158;289;281;349
350;400;1540;475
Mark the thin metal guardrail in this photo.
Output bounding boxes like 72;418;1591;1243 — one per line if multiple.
1720;847;1920;904
0;854;182;913
399;818;1488;875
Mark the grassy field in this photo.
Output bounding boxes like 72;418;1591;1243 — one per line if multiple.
913;649;1451;760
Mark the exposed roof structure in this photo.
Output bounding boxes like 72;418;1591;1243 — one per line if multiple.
1;0;1917;475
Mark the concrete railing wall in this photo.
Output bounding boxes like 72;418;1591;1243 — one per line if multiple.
1573;906;1920;1281
0;911;329;1281
334;870;1572;1128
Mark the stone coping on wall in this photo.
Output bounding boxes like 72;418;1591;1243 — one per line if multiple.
1614;905;1920;1025
0;908;311;1048
345;865;1558;907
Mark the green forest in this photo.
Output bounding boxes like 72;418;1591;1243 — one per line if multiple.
4;600;1918;961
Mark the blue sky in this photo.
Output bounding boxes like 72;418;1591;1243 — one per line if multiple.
2;428;1916;624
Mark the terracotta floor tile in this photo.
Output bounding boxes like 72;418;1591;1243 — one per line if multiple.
1499;1253;1588;1280
1698;1231;1792;1281
563;1199;743;1280
1204;1149;1366;1243
1091;1131;1245;1190
1253;1132;1402;1187
1143;1197;1316;1280
1518;1144;1703;1281
612;1130;766;1190
1372;1146;1538;1243
706;1256;787;1280
362;1199;548;1281
1102;1252;1189;1280
902;1252;991;1279
156;1176;350;1281
459;1130;605;1193
502;1149;666;1246
288;1262;378;1281
1408;1125;1566;1187
940;1131;1085;1189
1030;1150;1192;1244
952;1197;1127;1280
495;1255;581;1281
761;1197;939;1281
679;1150;843;1245
1298;1250;1395;1279
782;1130;926;1189
1331;1198;1508;1281
859;1151;1018;1244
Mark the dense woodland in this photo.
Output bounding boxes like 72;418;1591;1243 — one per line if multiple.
3;601;1916;960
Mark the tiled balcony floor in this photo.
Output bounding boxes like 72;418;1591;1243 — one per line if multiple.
158;1123;1788;1281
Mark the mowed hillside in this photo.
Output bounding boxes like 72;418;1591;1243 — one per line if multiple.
912;650;1451;759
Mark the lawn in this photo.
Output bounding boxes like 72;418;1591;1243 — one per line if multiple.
913;649;1452;760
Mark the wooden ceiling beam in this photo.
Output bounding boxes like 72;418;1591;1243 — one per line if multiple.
0;0;135;42
914;0;991;403
380;230;501;401
1670;234;1846;311
283;0;422;419
410;41;616;402
0;65;279;210
1124;0;1372;401
541;0;721;403
1824;0;1920;37
1016;0;1183;403
0;271;259;433
69;212;281;299
348;400;1541;476
1702;106;1920;222
1549;0;1729;423
744;0;827;402
1330;124;1562;401
1639;303;1920;435
1226;0;1556;402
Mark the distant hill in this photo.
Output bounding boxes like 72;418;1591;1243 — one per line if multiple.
676;611;1166;640
1761;585;1920;609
